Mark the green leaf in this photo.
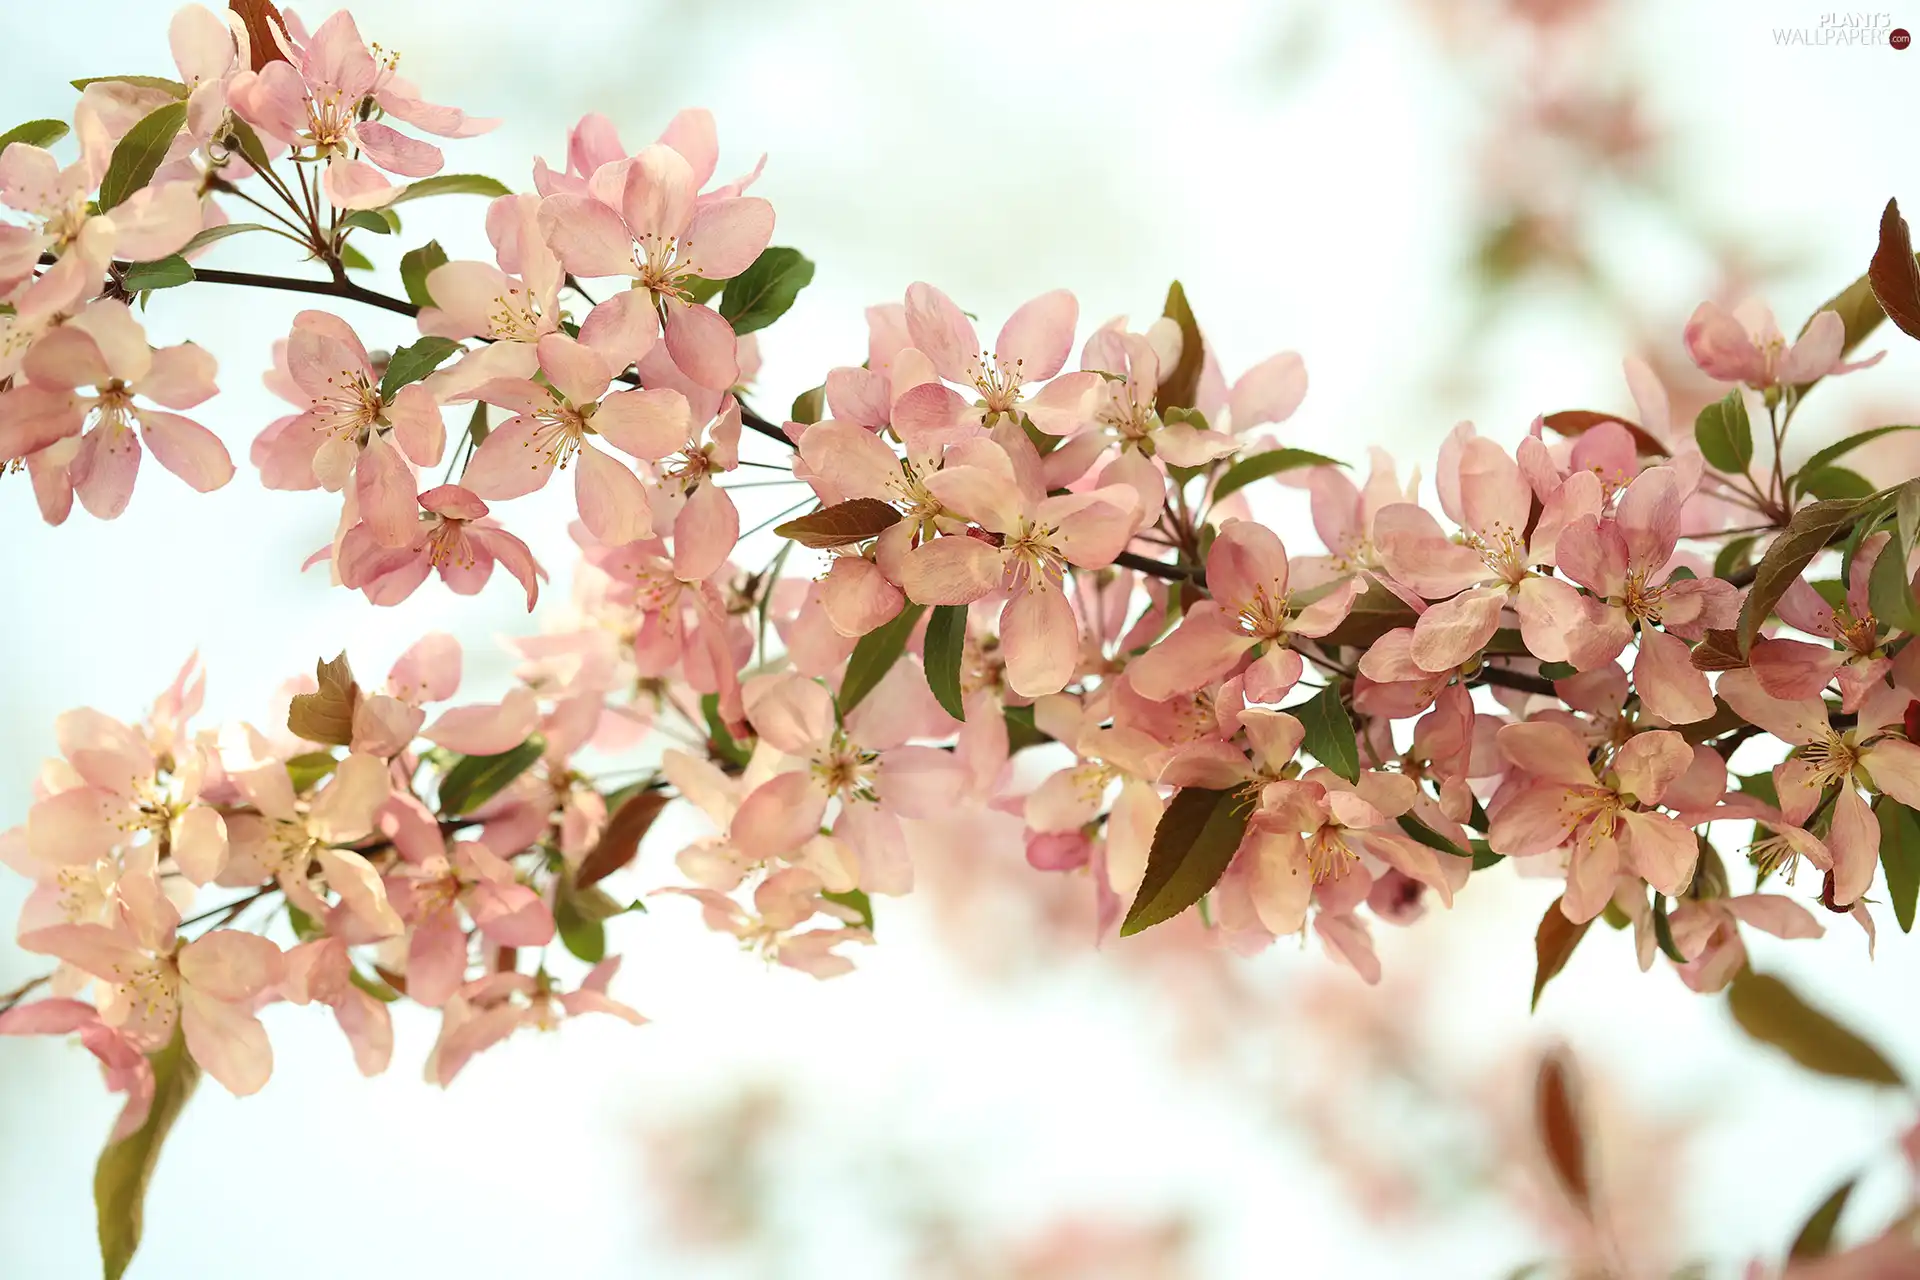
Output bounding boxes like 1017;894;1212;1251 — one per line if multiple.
379;336;464;401
701;693;751;770
387;173;513;205
0;118;71;151
1870;532;1920;633
438;734;545;816
1296;682;1360;782
1651;893;1687;964
922;604;968;721
95;1027;199;1280
680;275;724;305
823;888;874;932
1120;787;1250;936
98;101;188;211
719;246;815;335
1318;582;1418;649
1727;969;1904;1086
1897;477;1920;558
348;968;401;1003
338;208;394;236
1537;661;1577;680
72;75;188;96
1395;813;1467;858
1877;798;1920;934
338;243;375;272
1797;465;1875;501
773;497;900;548
218;117;274;176
554;892;607;963
790;383;826;425
1801;424;1920;475
1789;1178;1857;1260
1532;897;1592;1011
1154;281;1204;414
178;222;274;255
1738;496;1876;652
1210;447;1347;505
399;240;449;308
1693;390;1753;473
283;750;339;793
838;603;924;714
464;401;489;446
120;255;194;293
1713;534;1759;580
1003;704;1050;753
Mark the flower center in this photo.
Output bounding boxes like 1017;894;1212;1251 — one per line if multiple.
1002;518;1066;592
1233;582;1293;641
968;353;1024;417
810;733;879;803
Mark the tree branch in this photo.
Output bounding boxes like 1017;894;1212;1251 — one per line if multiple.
1114;550;1205;585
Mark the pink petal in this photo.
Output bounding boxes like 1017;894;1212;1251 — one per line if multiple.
536;194;637;278
663;302;740;390
1683;301;1767;385
592;387;690;460
352;434;418;547
137;411;232;494
995;289;1076;382
1228;351;1307;429
1000;577;1078;698
180;985;273;1095
903;282;980;387
424;686;541;756
898;535;1002;605
681;196;774;281
178;929;284;1002
574;443;652;544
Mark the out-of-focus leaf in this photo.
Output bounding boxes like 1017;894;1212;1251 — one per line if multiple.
72;75;188;96
773;497;900;548
1789;1178;1857;1260
1802;424;1920;474
95;1027;198;1280
1727;969;1904;1086
823;888;873;931
0;118;71;150
1119;786;1248;937
179;223;274;255
120;255;195;293
1877;798;1920;934
576;790;669;889
438;735;545;817
1540;409;1669;457
701;692;751;770
387;173;512;204
1534;1049;1591;1218
283;750;339;793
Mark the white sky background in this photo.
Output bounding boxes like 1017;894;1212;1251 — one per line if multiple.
2;0;1920;1275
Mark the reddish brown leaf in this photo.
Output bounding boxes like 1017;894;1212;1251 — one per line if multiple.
576;790;669;889
1540;409;1670;458
1869;198;1920;341
287;653;360;747
1688;629;1749;672
1531;895;1591;1011
1535;1048;1593;1219
229;0;293;72
774;498;902;549
372;964;409;996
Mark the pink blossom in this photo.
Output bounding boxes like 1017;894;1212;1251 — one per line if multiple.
424;958;644;1086
1684;300;1880;390
335;484;545;610
418;194;566;397
891;282;1100;444
658;867;873;979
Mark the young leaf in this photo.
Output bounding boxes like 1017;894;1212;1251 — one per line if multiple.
1650;894;1687;963
554;891;608;963
0;118;71;151
379;336;464;400
1869;197;1920;340
339;243;375;272
1796;465;1875;501
1119;787;1249;936
1693;390;1753;473
790;384;826;426
95;1028;199;1280
719;247;815;335
1395;813;1467;858
465;402;489;446
119;255;195;293
772;497;900;548
576;790;669;889
438;734;546;816
283;750;339;793
1869;533;1920;633
1727;969;1904;1086
1738;496;1875;652
287;653;360;746
399;240;449;308
1801;424;1920;474
838;604;925;713
98;101;189;211
71;75;189;96
1532;897;1592;1011
1154;281;1204;413
1876;797;1920;934
1296;682;1360;782
922;604;968;721
1211;447;1347;504
1534;1050;1591;1217
387;173;513;204
1318;583;1418;649
1789;1179;1858;1260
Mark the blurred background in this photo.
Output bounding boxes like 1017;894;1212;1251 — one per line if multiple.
4;0;1920;1275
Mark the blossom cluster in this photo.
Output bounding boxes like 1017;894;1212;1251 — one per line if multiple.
4;4;1920;1277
